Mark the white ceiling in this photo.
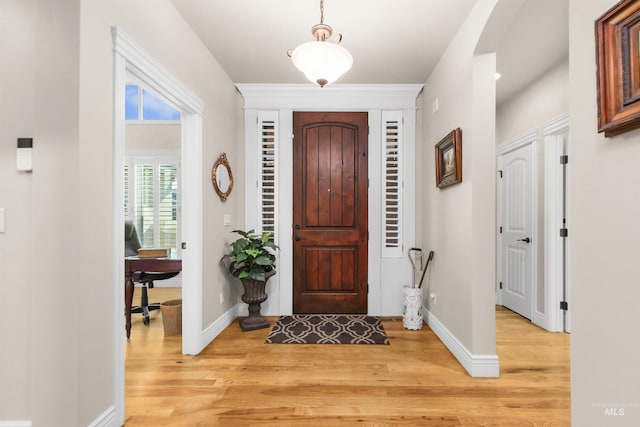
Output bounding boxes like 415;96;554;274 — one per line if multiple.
494;0;569;104
170;0;568;105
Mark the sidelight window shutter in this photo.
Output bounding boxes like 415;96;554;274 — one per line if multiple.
258;111;278;242
382;111;403;258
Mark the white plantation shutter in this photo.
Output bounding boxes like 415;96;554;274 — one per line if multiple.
382;111;403;258
258;111;278;242
135;164;156;248
125;154;180;253
124;164;130;218
158;164;178;249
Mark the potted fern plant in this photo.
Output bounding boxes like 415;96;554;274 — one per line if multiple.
223;229;278;331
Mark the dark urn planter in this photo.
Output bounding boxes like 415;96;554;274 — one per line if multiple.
239;270;275;331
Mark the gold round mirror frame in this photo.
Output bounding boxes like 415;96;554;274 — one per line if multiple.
211;152;233;202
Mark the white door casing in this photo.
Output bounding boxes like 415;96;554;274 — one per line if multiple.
543;113;570;332
112;27;204;427
497;131;536;320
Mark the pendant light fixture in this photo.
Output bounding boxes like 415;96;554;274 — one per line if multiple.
287;0;353;87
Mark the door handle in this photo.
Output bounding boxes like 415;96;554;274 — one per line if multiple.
517;237;531;243
295;236;302;241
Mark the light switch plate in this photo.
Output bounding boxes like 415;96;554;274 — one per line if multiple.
0;208;5;233
223;214;231;226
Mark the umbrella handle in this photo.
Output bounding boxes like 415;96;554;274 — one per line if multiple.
408;248;422;288
408;247;421;269
418;251;434;289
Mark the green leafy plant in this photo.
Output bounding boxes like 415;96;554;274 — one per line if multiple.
223;229;278;281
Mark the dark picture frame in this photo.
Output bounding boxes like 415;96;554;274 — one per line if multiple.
595;0;640;137
434;128;462;189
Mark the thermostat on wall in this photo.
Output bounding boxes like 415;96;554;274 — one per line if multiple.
17;138;33;172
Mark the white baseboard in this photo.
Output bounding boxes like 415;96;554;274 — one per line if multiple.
87;405;116;427
0;422;32;427
423;306;500;377
236;302;248;317
532;310;546;330
200;304;242;347
87;308;237;427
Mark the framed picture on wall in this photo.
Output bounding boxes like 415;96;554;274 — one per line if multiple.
435;128;462;188
596;0;640;137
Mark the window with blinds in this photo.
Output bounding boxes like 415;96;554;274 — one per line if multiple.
124;155;180;253
382;112;403;258
258;112;278;241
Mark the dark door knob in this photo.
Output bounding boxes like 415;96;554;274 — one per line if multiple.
295;236;301;241
517;237;531;243
295;224;301;229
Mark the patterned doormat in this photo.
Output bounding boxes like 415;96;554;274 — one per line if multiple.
265;315;389;345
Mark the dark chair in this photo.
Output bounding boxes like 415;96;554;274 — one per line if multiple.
125;220;179;325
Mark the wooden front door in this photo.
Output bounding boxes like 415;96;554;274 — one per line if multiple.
293;112;368;314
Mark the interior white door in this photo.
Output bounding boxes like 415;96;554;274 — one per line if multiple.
500;143;534;319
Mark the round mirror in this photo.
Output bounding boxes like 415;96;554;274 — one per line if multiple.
211;153;233;202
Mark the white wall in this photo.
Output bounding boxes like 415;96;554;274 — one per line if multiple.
126;123;181;150
0;0;35;421
420;0;498;364
1;0;239;425
0;0;87;425
32;0;81;425
2;2;83;424
497;59;569;143
570;0;640;424
78;0;238;424
496;59;569;315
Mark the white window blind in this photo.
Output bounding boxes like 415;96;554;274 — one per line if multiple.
135;164;156;248
382;111;403;258
258;111;278;242
158;164;178;248
124;164;130;218
124;153;180;253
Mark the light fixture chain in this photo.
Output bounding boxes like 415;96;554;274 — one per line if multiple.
320;0;324;24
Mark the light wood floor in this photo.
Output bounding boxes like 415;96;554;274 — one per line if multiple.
125;288;570;426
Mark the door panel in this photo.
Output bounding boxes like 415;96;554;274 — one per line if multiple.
303;247;357;291
293;112;368;314
501;144;534;319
